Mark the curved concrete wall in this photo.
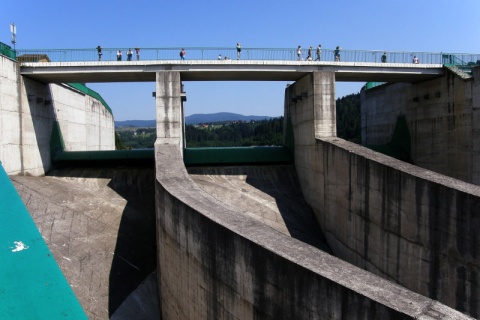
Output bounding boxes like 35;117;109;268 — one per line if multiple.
286;72;480;317
0;55;114;175
154;143;471;319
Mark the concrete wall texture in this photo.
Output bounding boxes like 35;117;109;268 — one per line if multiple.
287;71;480;317
154;71;473;319
155;143;471;320
0;55;114;175
361;66;480;185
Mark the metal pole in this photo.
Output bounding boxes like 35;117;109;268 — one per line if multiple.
10;23;16;52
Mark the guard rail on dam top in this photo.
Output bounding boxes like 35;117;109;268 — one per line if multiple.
14;47;480;65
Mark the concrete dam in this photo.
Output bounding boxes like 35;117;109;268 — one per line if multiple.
2;47;480;319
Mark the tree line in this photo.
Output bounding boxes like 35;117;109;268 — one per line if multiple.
115;92;360;149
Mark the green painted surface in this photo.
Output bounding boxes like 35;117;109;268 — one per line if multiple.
0;162;87;319
368;115;413;163
184;146;293;165
53;149;154;162
51;147;292;166
0;42;16;60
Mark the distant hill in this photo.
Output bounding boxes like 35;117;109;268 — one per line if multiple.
115;112;274;127
185;112;273;124
115;120;156;127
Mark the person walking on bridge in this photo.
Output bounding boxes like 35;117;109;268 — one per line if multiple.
381;52;387;63
334;46;341;61
96;45;102;61
297;45;302;60
236;43;242;60
117;50;122;61
180;48;186;60
135;48;140;60
127;48;133;61
315;44;322;61
307;46;313;61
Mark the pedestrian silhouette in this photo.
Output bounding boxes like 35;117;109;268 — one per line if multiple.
381;52;387;63
236;43;242;60
96;45;102;61
334;46;341;61
315;45;322;61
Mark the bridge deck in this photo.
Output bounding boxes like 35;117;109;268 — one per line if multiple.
20;60;444;83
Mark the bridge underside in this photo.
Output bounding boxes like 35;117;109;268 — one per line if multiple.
20;60;444;83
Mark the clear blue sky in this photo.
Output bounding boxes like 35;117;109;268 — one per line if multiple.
2;0;479;120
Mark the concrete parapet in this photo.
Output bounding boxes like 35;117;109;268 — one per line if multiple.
297;137;480;318
154;143;472;319
287;70;480;317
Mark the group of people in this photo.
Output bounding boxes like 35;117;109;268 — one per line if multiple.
295;46;421;64
96;46;140;61
297;45;340;61
96;44;421;64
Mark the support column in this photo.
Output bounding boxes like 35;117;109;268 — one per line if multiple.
285;71;336;233
286;71;336;149
155;71;183;154
313;71;336;138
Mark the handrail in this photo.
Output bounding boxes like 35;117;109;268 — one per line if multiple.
15;47;480;66
0;42;16;60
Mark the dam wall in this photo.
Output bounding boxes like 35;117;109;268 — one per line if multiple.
154;71;471;319
361;66;480;185
154;143;471;319
287;72;480;317
0;54;114;176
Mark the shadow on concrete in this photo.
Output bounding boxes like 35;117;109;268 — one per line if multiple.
105;166;157;316
246;166;332;254
47;163;158;317
187;165;332;254
244;166;332;253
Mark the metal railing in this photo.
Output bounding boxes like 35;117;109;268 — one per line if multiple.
0;42;16;60
14;47;480;66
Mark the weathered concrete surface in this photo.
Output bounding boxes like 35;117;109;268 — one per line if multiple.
361;66;480;185
156;71;184;153
155;143;472;319
11;165;157;320
0;55;114;176
187;165;330;252
287;71;480;317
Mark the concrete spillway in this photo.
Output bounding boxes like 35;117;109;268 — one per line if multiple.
10;163;328;319
10;165;157;320
187;165;331;253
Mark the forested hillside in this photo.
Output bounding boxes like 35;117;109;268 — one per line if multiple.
115;93;361;149
336;93;361;143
